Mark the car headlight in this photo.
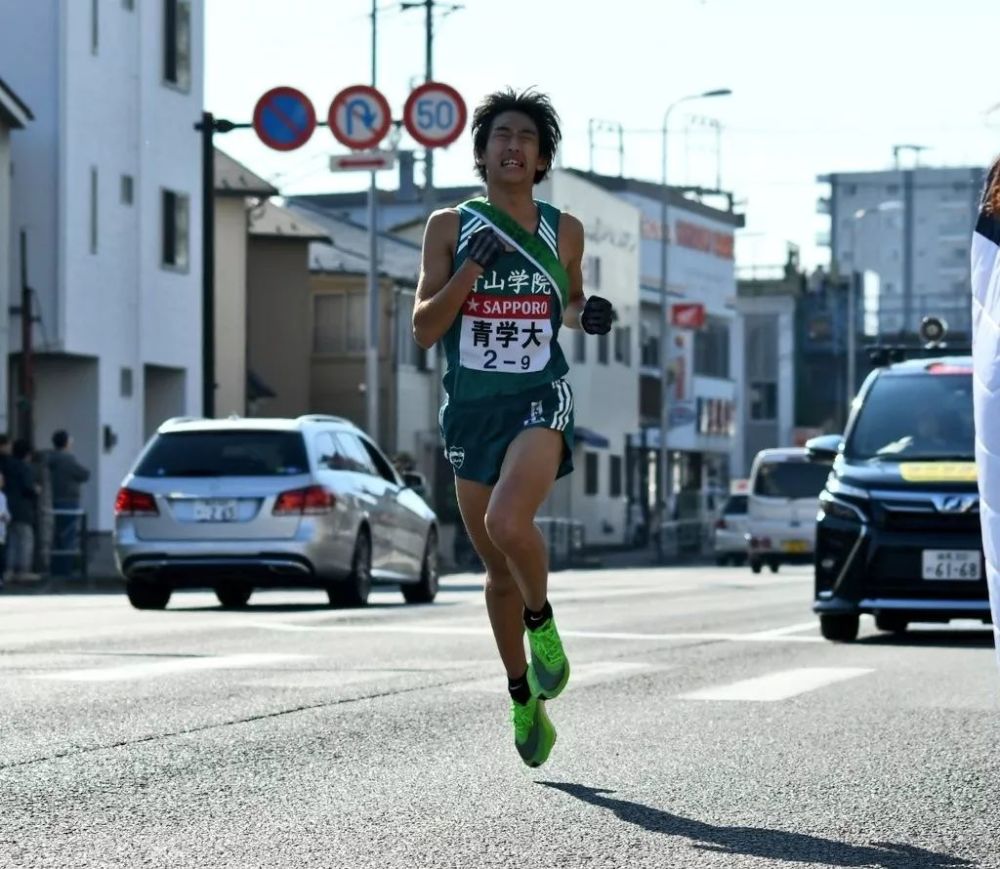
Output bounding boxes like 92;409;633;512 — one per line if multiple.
825;477;870;500
819;491;867;523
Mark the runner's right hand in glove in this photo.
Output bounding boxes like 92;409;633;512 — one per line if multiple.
467;226;505;271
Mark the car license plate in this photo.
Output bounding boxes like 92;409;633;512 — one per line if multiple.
783;540;809;553
192;499;239;522
922;550;981;581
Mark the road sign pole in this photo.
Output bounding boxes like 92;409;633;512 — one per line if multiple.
367;174;379;442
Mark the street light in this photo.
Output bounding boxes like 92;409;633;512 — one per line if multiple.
657;88;731;558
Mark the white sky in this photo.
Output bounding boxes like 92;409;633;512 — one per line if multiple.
205;0;1000;271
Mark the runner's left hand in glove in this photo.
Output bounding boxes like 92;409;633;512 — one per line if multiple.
581;295;614;335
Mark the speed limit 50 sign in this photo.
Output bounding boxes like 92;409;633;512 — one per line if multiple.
403;82;467;149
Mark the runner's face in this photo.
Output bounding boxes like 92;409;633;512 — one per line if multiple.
479;111;544;186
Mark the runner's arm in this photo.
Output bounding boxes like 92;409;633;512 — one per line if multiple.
412;210;484;349
560;214;585;329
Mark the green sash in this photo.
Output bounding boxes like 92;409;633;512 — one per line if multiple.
457;197;570;310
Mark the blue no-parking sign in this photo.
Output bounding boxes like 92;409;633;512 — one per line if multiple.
252;86;317;152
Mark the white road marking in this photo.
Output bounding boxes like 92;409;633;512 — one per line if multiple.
32;653;312;683
448;661;654;694
242;622;825;644
679;667;874;702
744;620;820;639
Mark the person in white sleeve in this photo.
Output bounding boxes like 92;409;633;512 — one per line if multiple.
971;157;1000;665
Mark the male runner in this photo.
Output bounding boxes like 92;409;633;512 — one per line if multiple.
412;88;614;767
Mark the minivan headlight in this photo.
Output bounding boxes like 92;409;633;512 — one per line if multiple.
826;477;870;500
819;491;867;523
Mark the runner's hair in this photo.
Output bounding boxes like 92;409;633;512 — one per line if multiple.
472;88;561;185
983;157;1000;216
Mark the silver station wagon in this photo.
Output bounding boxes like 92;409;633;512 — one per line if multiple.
113;415;439;610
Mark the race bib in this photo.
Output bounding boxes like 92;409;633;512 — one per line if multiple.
459;293;552;373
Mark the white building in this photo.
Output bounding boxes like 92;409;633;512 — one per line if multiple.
819;164;985;337
1;0;204;532
0;77;33;437
535;169;641;547
573;171;745;525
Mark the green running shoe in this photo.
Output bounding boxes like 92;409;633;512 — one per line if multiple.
526;616;570;700
511;696;556;768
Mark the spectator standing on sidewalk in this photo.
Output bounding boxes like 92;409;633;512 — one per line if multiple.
48;430;89;577
7;439;40;583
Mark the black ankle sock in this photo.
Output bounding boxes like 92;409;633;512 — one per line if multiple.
524;599;553;631
508;669;532;705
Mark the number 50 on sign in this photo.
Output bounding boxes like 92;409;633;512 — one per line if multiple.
403;82;467;149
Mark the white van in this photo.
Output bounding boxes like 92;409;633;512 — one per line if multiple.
746;447;832;574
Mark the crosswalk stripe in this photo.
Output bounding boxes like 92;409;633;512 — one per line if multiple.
679;667;873;702
448;661;653;693
32;653;312;683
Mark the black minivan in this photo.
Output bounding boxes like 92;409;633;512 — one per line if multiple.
809;353;988;642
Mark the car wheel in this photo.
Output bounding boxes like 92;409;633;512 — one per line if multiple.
403;528;439;605
769;560;780;573
820;613;859;642
875;614;908;634
715;555;728;566
126;580;171;610
750;558;763;575
215;584;253;608
329;530;372;608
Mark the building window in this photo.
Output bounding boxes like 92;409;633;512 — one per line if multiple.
91;0;99;54
614;326;631;366
609;455;622;497
750;381;777;421
693;319;730;379
89;167;98;254
161;189;189;269
164;0;192;91
584;452;599;496
121;174;134;205
573;328;585;363
598;331;609;365
640;323;658;367
314;291;366;354
120;367;134;398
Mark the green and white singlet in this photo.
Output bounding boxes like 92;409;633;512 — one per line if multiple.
441;198;570;403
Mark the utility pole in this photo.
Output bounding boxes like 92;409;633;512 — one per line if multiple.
403;0;463;202
366;0;380;441
424;0;433;197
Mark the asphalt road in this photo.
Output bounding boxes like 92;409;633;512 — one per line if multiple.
1;564;997;868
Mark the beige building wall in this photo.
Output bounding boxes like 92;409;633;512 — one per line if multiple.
214;197;247;416
247;238;312;418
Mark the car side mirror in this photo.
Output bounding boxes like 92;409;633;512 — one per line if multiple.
805;433;842;463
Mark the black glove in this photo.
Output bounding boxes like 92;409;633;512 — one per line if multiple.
467;226;504;271
581;295;614;335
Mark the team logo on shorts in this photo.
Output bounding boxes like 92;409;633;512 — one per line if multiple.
524;400;545;426
447;446;465;469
